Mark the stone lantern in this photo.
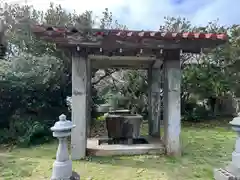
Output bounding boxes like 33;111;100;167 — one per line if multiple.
214;113;240;180
50;114;79;180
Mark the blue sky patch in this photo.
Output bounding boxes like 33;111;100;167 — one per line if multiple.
10;0;240;30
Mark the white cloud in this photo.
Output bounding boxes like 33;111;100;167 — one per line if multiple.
192;0;240;26
4;0;240;30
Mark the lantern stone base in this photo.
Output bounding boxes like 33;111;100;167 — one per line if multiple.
214;151;240;180
70;171;80;180
51;170;80;180
214;164;240;180
231;151;240;169
51;160;73;180
213;114;240;180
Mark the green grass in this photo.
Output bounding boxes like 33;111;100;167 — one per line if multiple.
0;120;236;180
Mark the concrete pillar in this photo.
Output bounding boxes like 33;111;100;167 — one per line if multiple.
148;67;162;137
163;50;181;156
71;51;89;160
50;114;78;180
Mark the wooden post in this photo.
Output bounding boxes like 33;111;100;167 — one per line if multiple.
86;55;92;137
71;50;89;160
163;50;181;156
148;67;153;136
148;67;161;137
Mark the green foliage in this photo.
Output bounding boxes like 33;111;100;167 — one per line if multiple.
181;98;211;122
102;70;148;116
0;44;7;58
0;4;73;145
0;53;69;145
96;115;106;121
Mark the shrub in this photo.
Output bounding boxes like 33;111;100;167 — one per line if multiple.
0;114;53;146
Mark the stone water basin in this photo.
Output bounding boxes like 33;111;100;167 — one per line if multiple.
105;109;143;144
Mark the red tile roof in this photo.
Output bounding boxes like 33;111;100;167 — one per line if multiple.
32;25;227;40
31;25;228;53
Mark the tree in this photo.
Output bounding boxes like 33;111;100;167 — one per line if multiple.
0;3;131;145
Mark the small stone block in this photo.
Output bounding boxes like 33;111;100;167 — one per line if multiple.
214;168;238;180
70;171;80;180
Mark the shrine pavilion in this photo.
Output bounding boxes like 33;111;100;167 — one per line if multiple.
31;25;227;160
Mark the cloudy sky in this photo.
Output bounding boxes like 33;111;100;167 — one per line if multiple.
5;0;240;30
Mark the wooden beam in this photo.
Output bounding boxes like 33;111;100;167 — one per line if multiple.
90;55;156;69
88;55;157;61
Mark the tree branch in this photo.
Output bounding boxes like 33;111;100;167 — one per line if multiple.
92;69;117;85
